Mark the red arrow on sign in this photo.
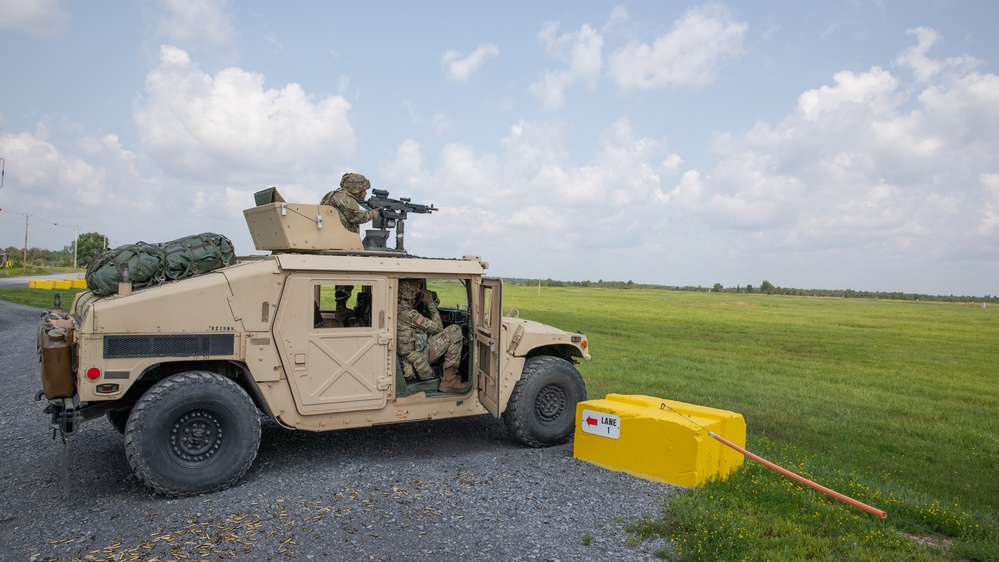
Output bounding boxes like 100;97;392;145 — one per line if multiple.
585;416;598;427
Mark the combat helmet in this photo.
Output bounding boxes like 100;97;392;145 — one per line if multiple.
340;172;371;195
399;278;423;302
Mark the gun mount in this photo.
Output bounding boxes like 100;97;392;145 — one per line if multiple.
362;189;438;252
244;187;438;255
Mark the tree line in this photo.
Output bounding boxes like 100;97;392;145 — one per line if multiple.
2;232;107;269
505;278;997;303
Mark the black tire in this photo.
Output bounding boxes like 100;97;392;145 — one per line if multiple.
124;371;261;497
106;408;131;435
503;355;587;447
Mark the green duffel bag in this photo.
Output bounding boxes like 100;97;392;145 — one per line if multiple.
161;232;236;281
85;233;235;297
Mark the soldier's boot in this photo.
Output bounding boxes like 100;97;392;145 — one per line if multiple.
438;365;470;393
333;299;353;322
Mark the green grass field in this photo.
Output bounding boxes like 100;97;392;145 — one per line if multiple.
502;285;998;560
7;283;998;560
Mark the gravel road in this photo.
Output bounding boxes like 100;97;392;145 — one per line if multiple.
0;299;678;561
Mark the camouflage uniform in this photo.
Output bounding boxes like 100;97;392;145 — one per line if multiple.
321;173;381;317
320;172;380;234
397;279;468;392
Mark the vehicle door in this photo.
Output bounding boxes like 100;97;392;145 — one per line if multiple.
274;275;391;415
475;277;502;416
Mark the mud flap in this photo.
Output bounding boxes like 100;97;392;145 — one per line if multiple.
46;397;81;497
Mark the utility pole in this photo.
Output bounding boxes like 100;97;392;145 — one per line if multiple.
73;224;79;269
23;214;28;267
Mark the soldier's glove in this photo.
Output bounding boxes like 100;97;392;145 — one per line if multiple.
421;290;436;308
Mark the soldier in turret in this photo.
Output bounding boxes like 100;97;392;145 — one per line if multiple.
321;173;380;233
321;172;381;321
397;278;470;394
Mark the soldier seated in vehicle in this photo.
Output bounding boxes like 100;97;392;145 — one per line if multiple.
396;278;470;393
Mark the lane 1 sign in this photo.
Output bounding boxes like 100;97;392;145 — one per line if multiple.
581;409;620;439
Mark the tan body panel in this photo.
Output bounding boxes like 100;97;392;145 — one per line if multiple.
256;377;488;430
275;253;487;276
84;272;236;334
244;202;364;252
501;317;591;361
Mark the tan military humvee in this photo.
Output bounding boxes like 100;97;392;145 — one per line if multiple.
38;189;590;497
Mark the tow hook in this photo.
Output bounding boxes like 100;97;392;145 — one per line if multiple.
49;398;81;438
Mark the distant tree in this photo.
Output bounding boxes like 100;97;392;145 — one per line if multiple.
712;283;724;293
745;284;753;294
761;280;775;295
27;247;58;266
75;232;108;268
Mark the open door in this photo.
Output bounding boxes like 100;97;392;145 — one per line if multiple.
475;277;503;416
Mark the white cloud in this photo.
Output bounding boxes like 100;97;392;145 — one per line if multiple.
895;27;981;82
796;67;899;121
152;0;234;48
529;22;604;110
133;45;356;185
510;205;566;231
982;173;999;197
0;0;68;35
976;173;999;236
662;28;999;266
431;113;451;135
441;43;500;81
0;128;124;210
381;117;679;254
602;5;629;33
401;100;452;135
529;4;747;109
607;3;747;91
382;139;431;190
0;126;163;251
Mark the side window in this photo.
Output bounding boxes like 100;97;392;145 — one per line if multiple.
314;283;374;328
478;284;493;328
425;278;469;311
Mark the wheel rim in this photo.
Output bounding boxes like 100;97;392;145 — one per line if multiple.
535;383;567;424
169;409;225;465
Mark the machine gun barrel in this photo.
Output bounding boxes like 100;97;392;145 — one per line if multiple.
361;189;438;253
365;189;438;217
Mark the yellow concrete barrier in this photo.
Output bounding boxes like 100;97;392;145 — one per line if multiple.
26;278;87;289
574;394;746;487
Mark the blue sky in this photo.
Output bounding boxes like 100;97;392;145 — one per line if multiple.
1;0;997;296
